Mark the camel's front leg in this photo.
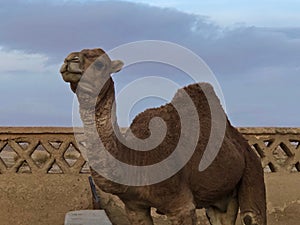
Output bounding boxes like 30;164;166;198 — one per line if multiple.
163;188;197;225
124;202;154;225
206;194;239;225
167;202;197;225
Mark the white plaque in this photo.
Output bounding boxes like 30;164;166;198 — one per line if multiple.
65;210;112;225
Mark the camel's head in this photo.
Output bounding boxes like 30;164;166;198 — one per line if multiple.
60;48;124;93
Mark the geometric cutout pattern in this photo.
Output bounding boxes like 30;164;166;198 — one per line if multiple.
16;141;30;150
17;161;32;173
48;140;63;149
273;144;289;165
263;163;272;173
31;144;51;168
80;161;91;174
0;127;299;174
0;142;18;168
0;129;88;175
48;162;63;174
295;162;300;172
64;143;81;167
241;128;300;173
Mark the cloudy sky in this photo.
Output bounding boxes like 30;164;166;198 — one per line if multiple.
0;0;299;127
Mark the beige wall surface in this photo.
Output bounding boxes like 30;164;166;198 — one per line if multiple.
0;174;93;225
0;127;299;225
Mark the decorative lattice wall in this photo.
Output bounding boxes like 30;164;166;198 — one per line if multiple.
239;127;300;173
0;127;89;174
0;127;299;174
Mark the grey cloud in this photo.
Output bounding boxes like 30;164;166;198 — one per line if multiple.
0;0;203;62
1;1;299;75
0;0;299;126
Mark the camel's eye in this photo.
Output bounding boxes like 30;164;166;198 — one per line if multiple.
72;56;80;62
65;56;80;63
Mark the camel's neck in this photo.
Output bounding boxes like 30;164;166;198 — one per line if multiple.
77;78;119;146
77;79;128;193
93;81;121;152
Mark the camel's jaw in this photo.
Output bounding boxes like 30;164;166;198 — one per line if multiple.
60;54;84;83
60;71;83;83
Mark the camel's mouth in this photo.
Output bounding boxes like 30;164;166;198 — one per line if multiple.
60;55;84;83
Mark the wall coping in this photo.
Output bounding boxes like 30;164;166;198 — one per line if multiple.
1;126;300;135
0;127;79;134
237;127;300;135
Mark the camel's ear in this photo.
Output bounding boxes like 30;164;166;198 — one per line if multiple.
111;60;124;73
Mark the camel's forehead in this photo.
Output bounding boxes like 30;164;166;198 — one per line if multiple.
65;52;79;61
80;48;106;58
65;48;106;60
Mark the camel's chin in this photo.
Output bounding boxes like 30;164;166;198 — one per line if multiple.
61;72;82;83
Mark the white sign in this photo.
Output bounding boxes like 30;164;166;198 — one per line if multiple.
65;210;112;225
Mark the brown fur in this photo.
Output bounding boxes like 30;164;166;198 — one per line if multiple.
60;48;267;225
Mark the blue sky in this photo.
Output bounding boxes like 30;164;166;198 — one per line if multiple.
0;0;299;127
72;0;300;27
112;0;300;27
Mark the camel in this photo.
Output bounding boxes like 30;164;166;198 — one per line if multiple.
60;48;267;225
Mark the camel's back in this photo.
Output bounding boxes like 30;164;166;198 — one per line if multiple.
127;83;246;192
127;83;213;165
180;83;246;203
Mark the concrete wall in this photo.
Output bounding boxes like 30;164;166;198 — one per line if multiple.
0;127;93;225
0;127;299;225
